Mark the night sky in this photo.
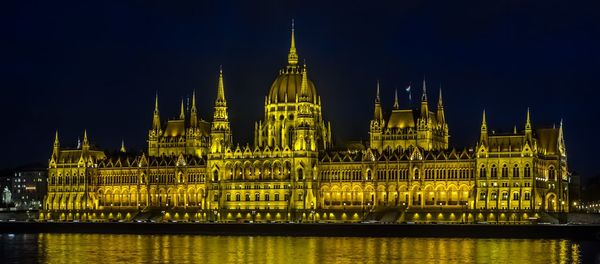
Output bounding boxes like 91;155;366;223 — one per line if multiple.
2;1;599;179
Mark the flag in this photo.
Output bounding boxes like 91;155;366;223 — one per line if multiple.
405;85;412;101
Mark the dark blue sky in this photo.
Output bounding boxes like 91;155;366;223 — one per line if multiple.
2;1;599;179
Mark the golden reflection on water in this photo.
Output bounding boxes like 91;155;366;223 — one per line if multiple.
29;234;589;263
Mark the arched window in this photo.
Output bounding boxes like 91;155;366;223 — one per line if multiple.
501;192;508;200
297;168;304;180
245;193;250;201
524;192;531;200
367;170;372;181
235;193;241;201
548;166;556;180
479;192;486;200
502;164;508;178
513;165;520;178
491;165;497;178
275;193;280;201
524;164;531;178
479;165;486;178
226;193;231;201
513;193;519;200
255;193;260;201
213;170;219;181
413;169;420;180
265;194;270;201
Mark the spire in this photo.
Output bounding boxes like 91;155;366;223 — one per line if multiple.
373;81;383;123
82;129;89;149
375;80;381;103
190;89;198;128
481;110;487;130
480;110;488;144
436;86;446;124
300;62;309;98
287;19;298;65
152;92;161;130
437;86;443;108
421;78;428;101
216;65;226;106
53;130;60;148
393;89;399;109
179;98;185;120
420;78;429;118
525;107;532;130
120;139;126;153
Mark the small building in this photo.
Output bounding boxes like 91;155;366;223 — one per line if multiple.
11;164;47;209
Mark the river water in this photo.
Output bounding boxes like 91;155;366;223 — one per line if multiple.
1;234;599;263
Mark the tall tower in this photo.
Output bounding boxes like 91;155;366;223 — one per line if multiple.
369;81;384;150
148;93;162;156
210;67;232;153
293;64;316;151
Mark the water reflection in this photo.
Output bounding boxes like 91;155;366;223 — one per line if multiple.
0;234;598;263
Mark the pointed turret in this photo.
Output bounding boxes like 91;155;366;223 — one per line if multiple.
420;78;429;118
210;66;232;153
82;129;90;150
525;108;533;141
120;139;126;153
53;130;60;149
436;86;445;123
287;19;298;65
179;98;185;120
190;90;198;128
216;66;227;107
480;110;488;143
375;80;381;103
152;92;161;130
299;63;310;101
393;88;400;109
373;81;383;122
52;130;60;156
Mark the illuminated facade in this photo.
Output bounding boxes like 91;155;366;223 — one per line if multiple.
43;26;569;223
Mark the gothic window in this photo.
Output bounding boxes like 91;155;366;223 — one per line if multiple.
513;193;519;200
524;164;531;178
513;165;520;178
255;193;260;201
245;193;250;201
367;170;372;181
548;166;556;181
502;164;508;178
226;193;231;201
413;169;420;180
235;193;241;202
297;168;304;180
265;194;270;201
524;192;531;200
213;170;219;181
275;193;280;201
501;192;508;200
479;192;486;200
479;165;486;178
491;165;497;178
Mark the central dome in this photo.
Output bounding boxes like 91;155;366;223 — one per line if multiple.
268;66;317;104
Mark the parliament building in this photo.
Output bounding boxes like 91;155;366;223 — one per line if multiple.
42;26;570;223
